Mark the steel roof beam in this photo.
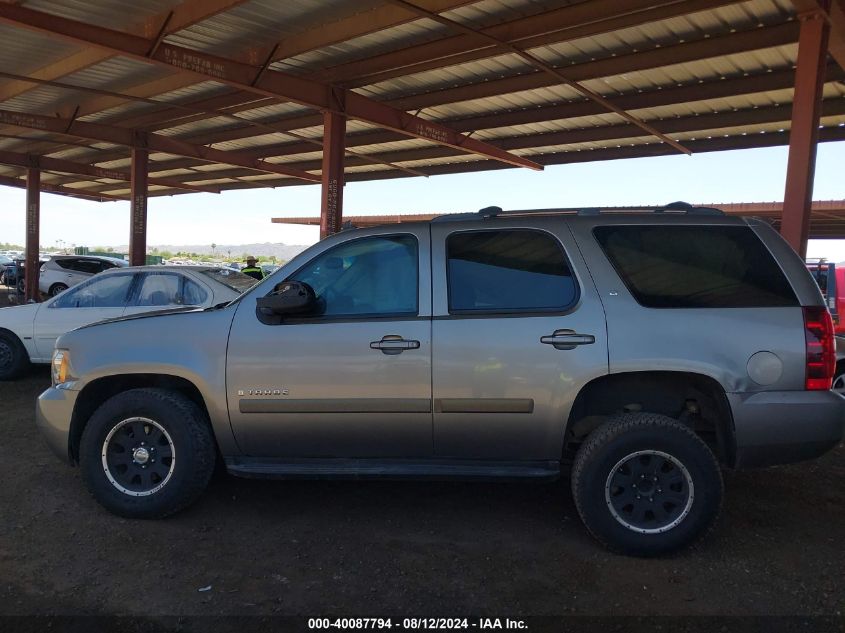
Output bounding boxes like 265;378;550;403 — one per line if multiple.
0;149;220;193
0;71;426;178
0;0;476;151
0;107;321;182
0;4;541;171
34;0;741;155
67;100;845;192
184;126;845;195
143;22;805;149
321;0;736;87
24;21;806;174
0;0;253;104
0;173;125;201
385;0;691;154
70;0;733;142
793;0;845;70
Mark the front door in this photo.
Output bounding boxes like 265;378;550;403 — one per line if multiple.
227;228;433;458
430;220;608;461
34;271;137;359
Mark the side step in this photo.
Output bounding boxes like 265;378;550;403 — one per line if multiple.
225;457;561;481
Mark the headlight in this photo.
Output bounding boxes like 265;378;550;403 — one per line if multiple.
51;349;71;385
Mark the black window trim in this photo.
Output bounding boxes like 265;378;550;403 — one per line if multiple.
591;224;799;310
266;232;422;324
444;227;581;317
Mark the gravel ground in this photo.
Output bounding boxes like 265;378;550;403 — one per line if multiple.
1;366;843;621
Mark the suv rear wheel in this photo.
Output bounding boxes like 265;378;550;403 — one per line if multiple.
79;388;215;518
48;283;68;297
571;412;722;556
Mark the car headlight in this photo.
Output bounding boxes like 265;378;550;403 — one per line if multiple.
51;349;72;386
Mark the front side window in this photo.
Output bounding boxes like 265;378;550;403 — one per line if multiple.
446;230;578;313
593;225;798;308
51;273;136;309
292;234;418;318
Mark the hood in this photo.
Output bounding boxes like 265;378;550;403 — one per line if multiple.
76;306;203;330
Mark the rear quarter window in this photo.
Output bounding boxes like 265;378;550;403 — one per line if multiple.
593;225;798;308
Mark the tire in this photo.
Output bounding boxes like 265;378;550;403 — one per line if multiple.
571;412;723;557
79;388;216;519
832;364;845;396
0;330;30;380
48;283;68;297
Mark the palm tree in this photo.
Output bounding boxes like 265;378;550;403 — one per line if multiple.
211;243;217;257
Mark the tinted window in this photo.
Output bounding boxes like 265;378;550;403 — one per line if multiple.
73;259;104;274
293;235;418;317
55;258;78;271
52;273;135;308
594;225;798;308
447;230;577;313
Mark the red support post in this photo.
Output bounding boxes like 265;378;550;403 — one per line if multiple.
781;6;831;256
320;111;346;239
24;167;40;302
129;147;148;266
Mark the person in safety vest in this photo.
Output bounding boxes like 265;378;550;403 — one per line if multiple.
241;256;264;281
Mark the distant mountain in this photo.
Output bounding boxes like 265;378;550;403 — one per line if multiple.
115;243;310;261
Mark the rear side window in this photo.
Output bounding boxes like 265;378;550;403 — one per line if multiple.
55;258;78;270
593;225;798;308
447;230;578;313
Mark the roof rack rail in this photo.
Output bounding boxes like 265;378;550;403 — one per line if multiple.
432;202;724;222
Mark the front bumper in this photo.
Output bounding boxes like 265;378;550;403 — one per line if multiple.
35;386;79;464
730;389;845;468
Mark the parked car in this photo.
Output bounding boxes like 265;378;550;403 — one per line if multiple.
2;257;50;294
35;205;845;556
38;255;128;297
0;255;14;286
0;265;256;380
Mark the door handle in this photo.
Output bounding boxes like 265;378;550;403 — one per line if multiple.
370;335;421;355
540;329;595;350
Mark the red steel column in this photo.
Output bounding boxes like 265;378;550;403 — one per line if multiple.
129;147;148;266
319;111;346;239
24;167;40;302
781;5;831;256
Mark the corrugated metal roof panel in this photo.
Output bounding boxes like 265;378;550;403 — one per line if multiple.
167;0;379;60
25;0;178;31
0;24;80;80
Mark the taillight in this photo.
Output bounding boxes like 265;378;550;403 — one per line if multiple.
803;306;836;390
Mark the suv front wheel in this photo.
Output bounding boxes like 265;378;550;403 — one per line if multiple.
571;412;723;556
79;388;216;518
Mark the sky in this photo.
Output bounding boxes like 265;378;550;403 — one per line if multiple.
2;140;845;256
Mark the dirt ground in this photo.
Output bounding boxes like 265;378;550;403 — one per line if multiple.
1;290;844;624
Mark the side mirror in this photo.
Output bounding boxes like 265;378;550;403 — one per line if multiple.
256;280;317;317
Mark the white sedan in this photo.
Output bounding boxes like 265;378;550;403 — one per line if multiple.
0;265;257;380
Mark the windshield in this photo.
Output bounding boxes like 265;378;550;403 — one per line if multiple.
199;268;259;294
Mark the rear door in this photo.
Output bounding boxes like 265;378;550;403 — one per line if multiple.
430;219;608;461
122;271;211;316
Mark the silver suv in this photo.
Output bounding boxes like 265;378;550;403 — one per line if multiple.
35;205;845;556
